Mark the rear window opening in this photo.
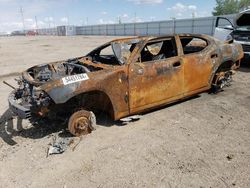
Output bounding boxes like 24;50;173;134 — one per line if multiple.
180;37;208;54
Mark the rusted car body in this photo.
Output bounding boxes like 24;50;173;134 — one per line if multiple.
8;34;243;136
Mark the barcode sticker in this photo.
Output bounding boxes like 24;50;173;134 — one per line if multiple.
62;73;89;85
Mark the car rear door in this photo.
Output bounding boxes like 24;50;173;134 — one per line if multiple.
128;36;184;113
178;35;214;96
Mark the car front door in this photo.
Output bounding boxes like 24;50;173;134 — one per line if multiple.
214;17;234;41
128;36;184;113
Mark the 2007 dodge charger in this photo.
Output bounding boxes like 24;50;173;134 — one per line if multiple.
7;34;243;136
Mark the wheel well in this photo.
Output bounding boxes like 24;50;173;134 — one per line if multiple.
216;60;234;72
211;60;234;86
65;90;115;119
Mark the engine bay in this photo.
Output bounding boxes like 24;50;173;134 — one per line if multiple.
27;58;103;82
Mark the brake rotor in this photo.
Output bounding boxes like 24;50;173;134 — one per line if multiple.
68;110;96;136
212;71;233;93
215;71;232;89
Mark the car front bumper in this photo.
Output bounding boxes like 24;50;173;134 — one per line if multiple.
8;91;31;119
234;40;250;57
243;51;250;58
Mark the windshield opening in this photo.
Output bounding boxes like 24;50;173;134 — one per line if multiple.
112;39;140;65
87;39;139;65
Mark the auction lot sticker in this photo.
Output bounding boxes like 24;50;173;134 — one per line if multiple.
62;73;89;85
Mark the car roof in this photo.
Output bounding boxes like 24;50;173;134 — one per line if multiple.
110;33;211;43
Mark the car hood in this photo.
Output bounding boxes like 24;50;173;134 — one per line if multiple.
22;57;110;87
234;9;250;28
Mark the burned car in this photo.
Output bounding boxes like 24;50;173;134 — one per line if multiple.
7;34;243;136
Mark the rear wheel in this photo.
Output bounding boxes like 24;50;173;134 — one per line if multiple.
211;71;233;93
68;110;96;136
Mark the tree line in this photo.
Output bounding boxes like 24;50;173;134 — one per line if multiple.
213;0;250;16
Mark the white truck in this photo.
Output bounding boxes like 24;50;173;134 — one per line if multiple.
214;9;250;60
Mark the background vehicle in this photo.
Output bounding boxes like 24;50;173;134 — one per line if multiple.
214;9;250;60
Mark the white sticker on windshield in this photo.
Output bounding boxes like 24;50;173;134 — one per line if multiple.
62;73;89;85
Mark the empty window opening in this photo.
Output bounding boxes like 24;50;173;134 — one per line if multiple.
180;37;208;54
140;37;177;63
88;40;138;65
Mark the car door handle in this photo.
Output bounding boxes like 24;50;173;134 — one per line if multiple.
211;53;218;58
137;68;144;75
173;62;181;68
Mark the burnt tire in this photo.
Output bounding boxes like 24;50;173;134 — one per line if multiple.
68;110;96;137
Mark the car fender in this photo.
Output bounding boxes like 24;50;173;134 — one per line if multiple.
41;68;130;120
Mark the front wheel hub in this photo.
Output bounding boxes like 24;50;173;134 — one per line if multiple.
68;110;96;136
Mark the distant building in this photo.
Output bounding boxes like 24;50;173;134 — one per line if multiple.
0;32;9;36
11;31;25;36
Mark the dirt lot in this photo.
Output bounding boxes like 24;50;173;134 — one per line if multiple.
0;36;250;188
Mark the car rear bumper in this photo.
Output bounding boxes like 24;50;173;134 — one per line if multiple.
8;91;31;119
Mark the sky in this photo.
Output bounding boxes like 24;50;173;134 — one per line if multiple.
0;0;216;33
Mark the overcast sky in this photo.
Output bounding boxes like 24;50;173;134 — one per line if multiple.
0;0;216;33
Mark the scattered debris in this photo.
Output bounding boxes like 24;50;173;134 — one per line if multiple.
226;154;234;161
47;133;73;156
72;136;83;151
120;115;142;122
3;81;16;90
47;132;83;156
48;142;66;155
48;137;71;155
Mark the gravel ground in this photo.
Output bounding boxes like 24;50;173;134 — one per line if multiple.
0;36;249;188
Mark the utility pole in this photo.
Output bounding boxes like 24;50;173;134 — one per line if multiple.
86;17;88;25
52;13;56;28
118;16;121;24
35;16;38;31
192;12;195;19
170;17;176;34
191;12;195;33
52;17;56;28
19;6;25;33
66;14;69;26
